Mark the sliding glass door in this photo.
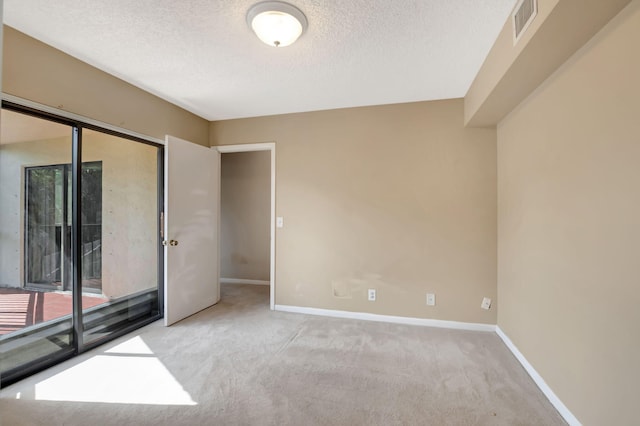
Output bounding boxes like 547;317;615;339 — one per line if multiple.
0;108;75;379
0;103;163;386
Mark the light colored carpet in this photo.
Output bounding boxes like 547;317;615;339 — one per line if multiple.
0;284;565;425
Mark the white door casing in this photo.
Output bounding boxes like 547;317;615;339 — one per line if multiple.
215;143;276;309
164;135;220;326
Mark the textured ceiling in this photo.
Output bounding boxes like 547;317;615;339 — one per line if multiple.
3;0;516;121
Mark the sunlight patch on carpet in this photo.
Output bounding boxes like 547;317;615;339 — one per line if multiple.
105;335;154;355
32;336;196;405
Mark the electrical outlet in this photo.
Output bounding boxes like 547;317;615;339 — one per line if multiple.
481;297;492;310
426;293;436;306
368;289;376;301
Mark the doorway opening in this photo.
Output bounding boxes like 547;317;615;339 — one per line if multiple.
216;143;275;309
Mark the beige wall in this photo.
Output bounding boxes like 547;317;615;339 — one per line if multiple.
2;26;209;146
497;2;640;424
0;131;158;299
211;99;498;324
465;0;558;125
465;0;631;127
220;151;271;282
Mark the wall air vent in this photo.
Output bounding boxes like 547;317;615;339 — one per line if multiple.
512;0;537;45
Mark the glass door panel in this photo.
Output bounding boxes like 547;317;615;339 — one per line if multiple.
25;164;68;289
81;129;161;346
0;108;75;380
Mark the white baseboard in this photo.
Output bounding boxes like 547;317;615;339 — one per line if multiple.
274;304;496;332
272;303;578;423
496;326;581;426
220;278;270;286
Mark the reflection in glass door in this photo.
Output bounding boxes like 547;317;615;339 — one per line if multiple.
80;162;103;293
25;162;103;293
0;103;163;386
81;129;161;346
25;164;70;290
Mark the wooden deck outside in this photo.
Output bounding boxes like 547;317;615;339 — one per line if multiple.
0;288;107;335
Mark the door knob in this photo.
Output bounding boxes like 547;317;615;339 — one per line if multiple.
162;240;179;246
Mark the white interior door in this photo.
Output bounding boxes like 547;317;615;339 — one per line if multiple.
164;135;220;326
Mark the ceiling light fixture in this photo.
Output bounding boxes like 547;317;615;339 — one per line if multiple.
247;1;308;47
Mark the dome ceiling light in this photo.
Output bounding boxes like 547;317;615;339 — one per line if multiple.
246;1;308;47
